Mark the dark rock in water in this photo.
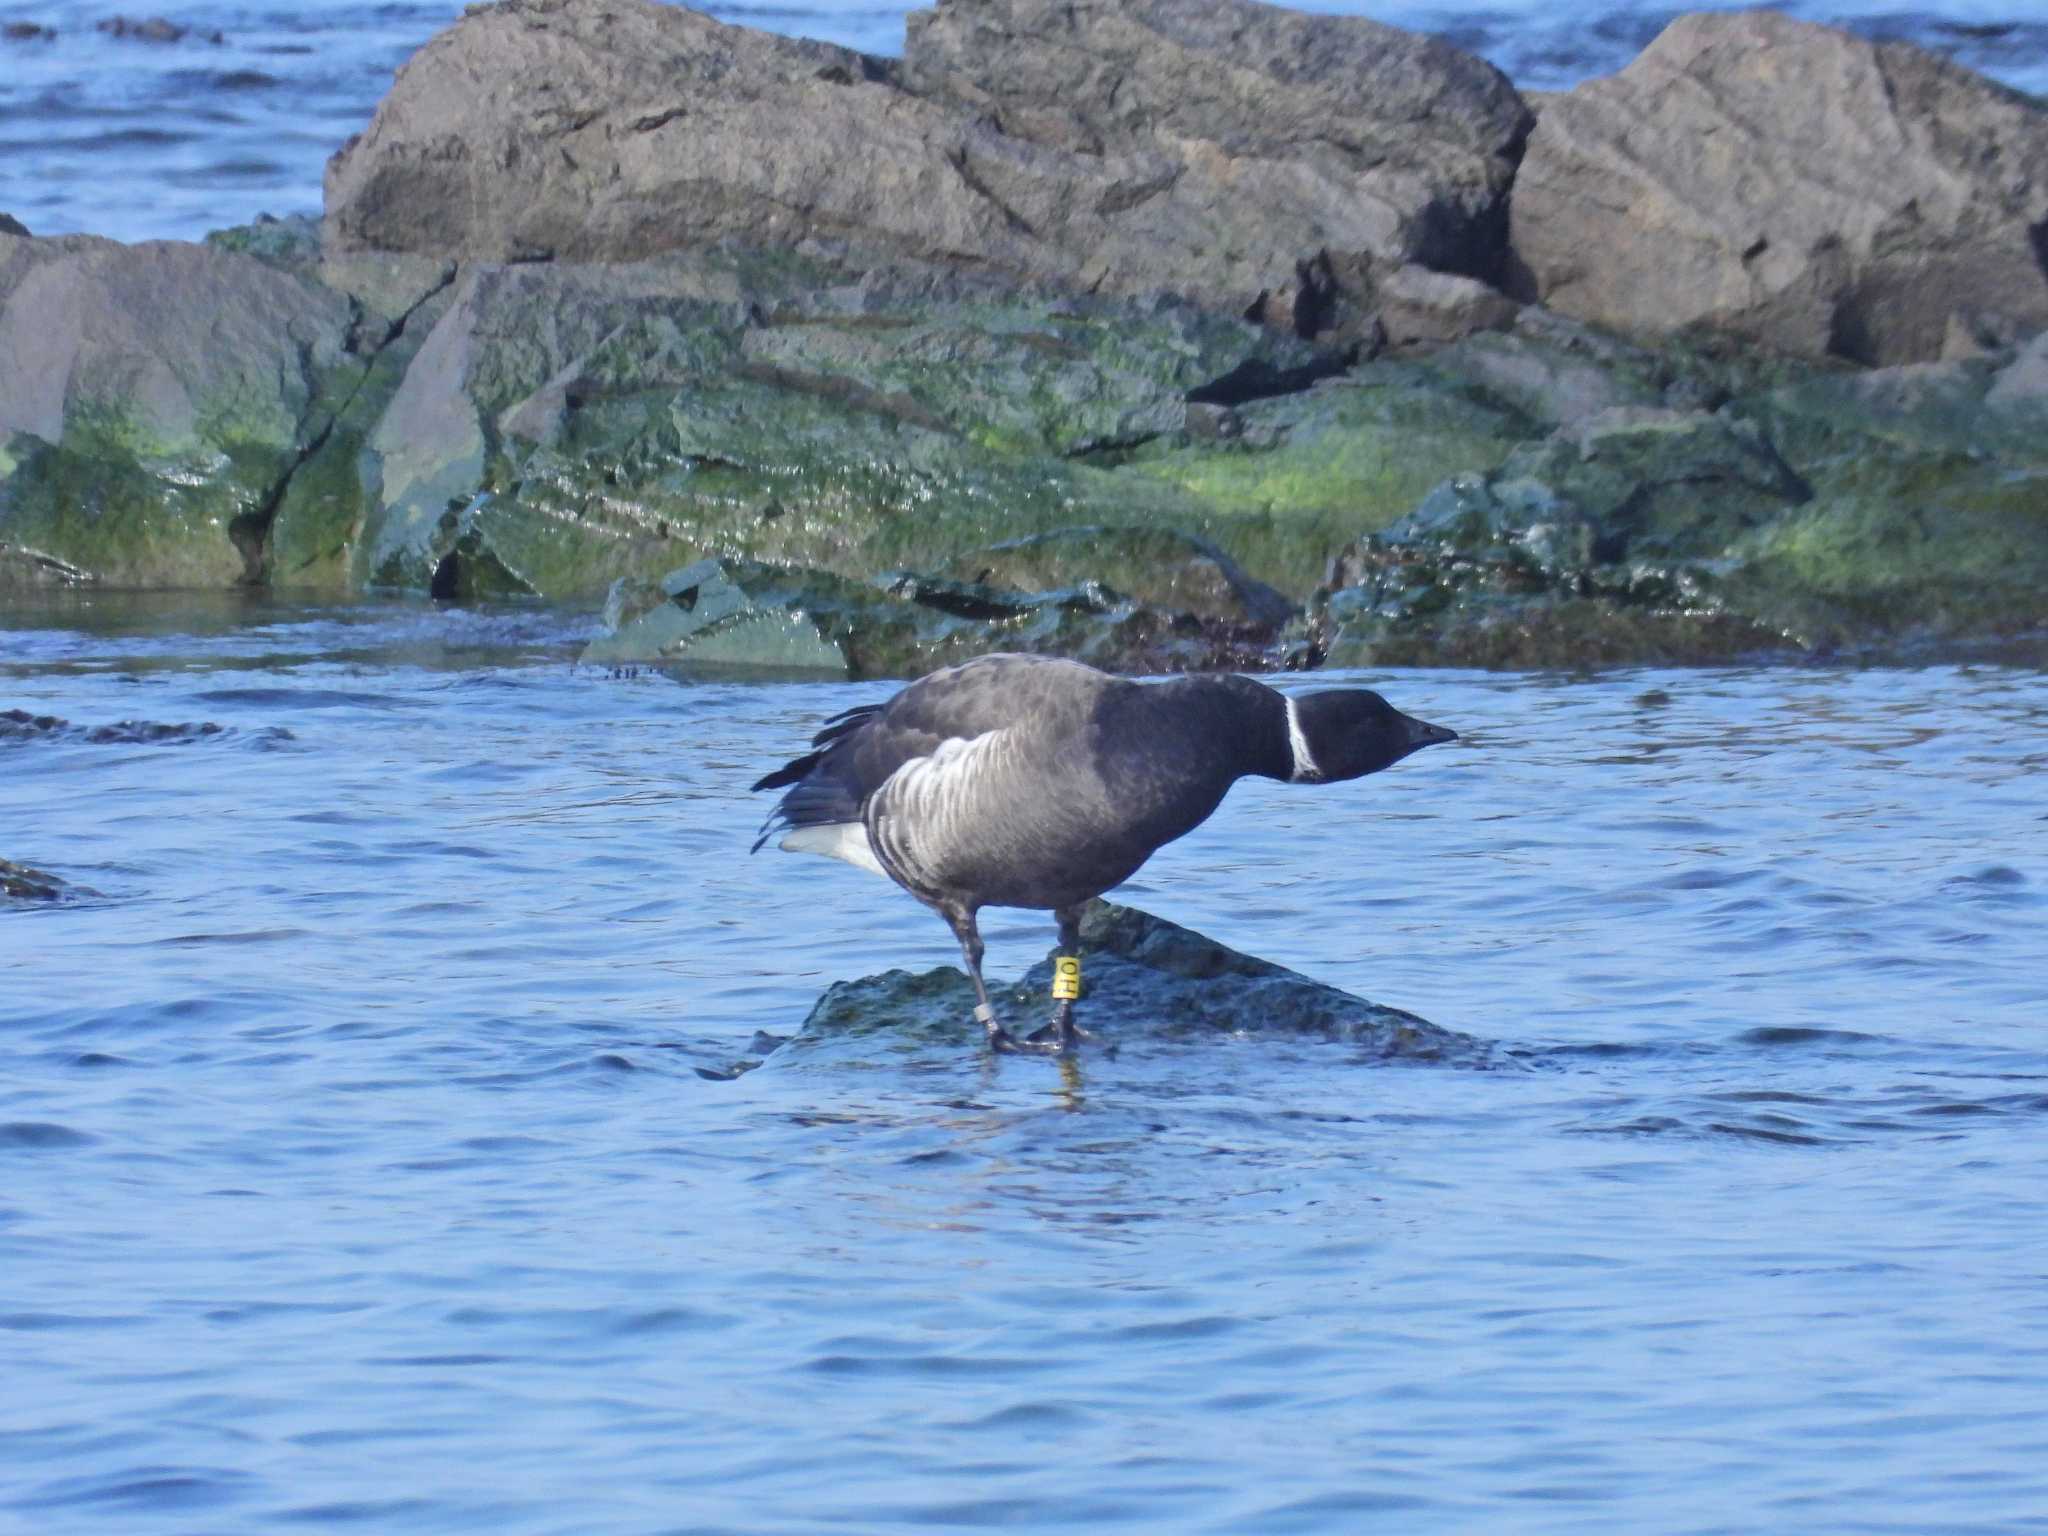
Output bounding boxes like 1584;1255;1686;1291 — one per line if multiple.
0;708;70;740
2;858;95;903
1;708;231;746
766;900;1492;1065
96;16;223;45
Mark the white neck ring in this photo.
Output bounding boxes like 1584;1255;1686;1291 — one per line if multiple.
1285;696;1322;782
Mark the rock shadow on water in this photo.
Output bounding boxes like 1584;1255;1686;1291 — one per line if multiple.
753;901;1496;1072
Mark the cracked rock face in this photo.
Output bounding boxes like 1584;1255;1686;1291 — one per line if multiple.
0;230;361;586
1510;10;2048;364
322;0;1530;329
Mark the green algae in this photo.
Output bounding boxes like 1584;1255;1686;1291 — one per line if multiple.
0;425;263;588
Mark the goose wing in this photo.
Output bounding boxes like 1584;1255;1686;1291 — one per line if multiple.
749;655;1116;855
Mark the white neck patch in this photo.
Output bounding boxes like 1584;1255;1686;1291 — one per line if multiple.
1284;695;1322;782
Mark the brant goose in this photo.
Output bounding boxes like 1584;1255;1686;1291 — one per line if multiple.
752;654;1457;1052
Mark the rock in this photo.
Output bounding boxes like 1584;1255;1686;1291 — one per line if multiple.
1128;357;1534;579
350;250;1350;607
1986;331;2048;413
1432;310;1672;429
0;214;29;236
325;0;1529;328
2;858;91;902
1744;344;2048;470
1510;11;2048;364
937;526;1295;630
95;16;223;45
3;24;57;43
1311;407;1815;666
903;0;1532;327
0;543;91;589
1312;331;2048;665
0;234;367;587
582;556;1292;678
765;899;1494;1063
1374;265;1521;348
0;707;232;745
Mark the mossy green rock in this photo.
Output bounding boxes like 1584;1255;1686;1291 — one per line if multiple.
583;556;1290;678
9;221;2043;668
1130;359;1534;592
353;255;1328;603
0;234;368;587
764;900;1495;1066
1313;334;2048;665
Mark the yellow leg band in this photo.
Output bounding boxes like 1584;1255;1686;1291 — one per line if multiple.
1051;955;1081;1001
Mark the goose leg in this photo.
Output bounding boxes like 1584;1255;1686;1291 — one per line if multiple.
945;906;1021;1052
1026;904;1090;1053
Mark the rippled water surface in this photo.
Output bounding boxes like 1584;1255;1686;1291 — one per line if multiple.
4;594;2048;1533
3;0;2046;244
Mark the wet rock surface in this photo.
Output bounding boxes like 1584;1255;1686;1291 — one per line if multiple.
1;856;97;903
0;707;289;748
757;900;1495;1069
584;555;1289;677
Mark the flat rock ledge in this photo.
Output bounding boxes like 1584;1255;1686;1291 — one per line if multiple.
757;900;1495;1068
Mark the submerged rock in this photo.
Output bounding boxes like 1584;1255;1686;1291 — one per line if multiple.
1;857;96;903
765;900;1493;1065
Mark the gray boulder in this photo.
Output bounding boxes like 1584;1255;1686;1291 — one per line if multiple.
324;0;1530;328
764;899;1494;1065
1510;11;2048;364
903;0;1532;324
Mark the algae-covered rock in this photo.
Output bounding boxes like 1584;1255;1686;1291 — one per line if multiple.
582;556;1291;678
1313;340;2048;664
937;526;1293;629
1306;404;1823;666
0;231;402;590
1730;465;2048;646
764;899;1493;1065
349;256;1327;601
1130;358;1535;592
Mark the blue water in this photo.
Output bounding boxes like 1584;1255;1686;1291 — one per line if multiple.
4;594;2047;1532
2;0;2045;245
